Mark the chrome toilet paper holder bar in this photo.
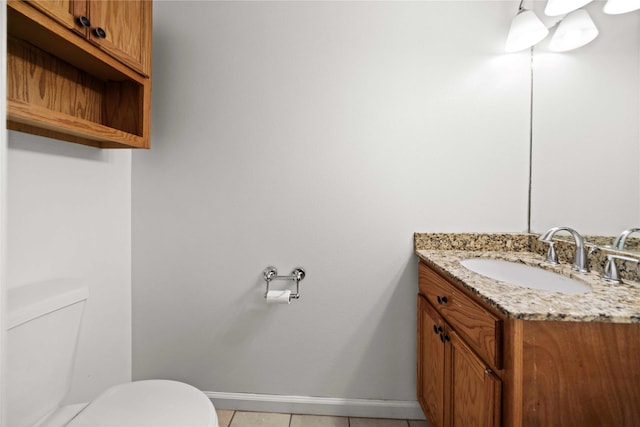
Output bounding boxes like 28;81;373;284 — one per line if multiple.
263;266;306;301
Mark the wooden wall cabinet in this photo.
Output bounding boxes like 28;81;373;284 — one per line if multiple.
6;0;152;149
417;261;640;427
26;0;151;76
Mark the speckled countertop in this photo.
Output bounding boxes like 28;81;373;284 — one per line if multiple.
415;233;640;324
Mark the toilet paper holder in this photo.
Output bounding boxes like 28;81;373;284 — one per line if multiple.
263;266;306;301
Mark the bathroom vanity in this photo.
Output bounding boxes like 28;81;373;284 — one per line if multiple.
415;233;640;427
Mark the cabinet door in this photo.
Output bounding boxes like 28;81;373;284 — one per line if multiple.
24;0;87;34
448;330;501;427
418;296;446;427
87;0;151;76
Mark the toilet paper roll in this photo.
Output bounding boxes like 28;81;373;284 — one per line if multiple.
266;290;291;304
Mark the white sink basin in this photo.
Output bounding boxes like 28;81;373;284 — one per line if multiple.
460;258;592;295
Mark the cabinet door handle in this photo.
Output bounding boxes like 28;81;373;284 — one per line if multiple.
76;16;91;28
93;27;107;38
437;295;448;305
433;325;443;335
439;333;450;343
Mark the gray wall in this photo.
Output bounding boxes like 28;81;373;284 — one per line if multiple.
6;133;132;404
132;1;530;413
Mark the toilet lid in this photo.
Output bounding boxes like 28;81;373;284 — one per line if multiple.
67;380;217;427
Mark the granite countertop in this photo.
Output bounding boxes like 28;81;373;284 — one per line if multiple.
415;233;640;324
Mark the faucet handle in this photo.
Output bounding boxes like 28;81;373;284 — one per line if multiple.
603;254;639;284
539;239;559;265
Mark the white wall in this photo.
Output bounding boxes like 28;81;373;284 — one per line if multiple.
1;0;7;422
132;1;530;415
6;132;132;403
530;2;640;235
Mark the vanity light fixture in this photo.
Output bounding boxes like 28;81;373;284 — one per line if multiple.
505;1;549;52
603;0;640;14
505;0;600;53
549;9;599;52
545;0;594;16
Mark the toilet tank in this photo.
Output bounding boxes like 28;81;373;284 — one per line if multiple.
7;280;88;427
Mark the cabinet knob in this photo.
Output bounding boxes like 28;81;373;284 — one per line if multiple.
437;295;448;305
76;16;91;28
439;333;450;343
433;325;443;335
93;27;107;38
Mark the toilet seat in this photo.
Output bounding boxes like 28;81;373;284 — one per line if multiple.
66;380;217;427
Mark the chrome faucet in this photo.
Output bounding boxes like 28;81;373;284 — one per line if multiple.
538;226;589;273
613;228;640;250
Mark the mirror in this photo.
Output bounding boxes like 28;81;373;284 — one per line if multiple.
527;1;640;253
585;232;640;256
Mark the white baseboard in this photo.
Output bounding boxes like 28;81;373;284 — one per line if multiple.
204;391;425;420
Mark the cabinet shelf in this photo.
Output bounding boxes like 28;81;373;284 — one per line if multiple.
8;100;146;149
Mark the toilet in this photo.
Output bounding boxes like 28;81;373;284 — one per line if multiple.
7;280;219;427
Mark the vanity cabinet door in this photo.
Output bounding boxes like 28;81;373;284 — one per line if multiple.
418;295;446;427
449;329;501;427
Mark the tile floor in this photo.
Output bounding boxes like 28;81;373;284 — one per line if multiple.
216;409;428;427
